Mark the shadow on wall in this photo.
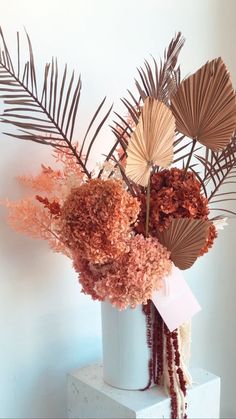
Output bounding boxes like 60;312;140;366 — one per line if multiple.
0;209;102;418
8;333;102;419
209;2;236;418
214;0;236;85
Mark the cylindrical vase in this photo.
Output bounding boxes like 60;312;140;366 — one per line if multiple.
101;300;150;390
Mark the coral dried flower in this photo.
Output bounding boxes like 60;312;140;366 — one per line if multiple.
74;235;172;309
60;179;140;263
136;167;216;255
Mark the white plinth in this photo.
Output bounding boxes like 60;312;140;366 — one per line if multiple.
67;364;220;419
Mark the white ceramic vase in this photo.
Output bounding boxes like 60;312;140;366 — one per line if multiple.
101;300;150;390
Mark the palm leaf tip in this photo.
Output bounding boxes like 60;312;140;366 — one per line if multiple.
171;57;236;151
135;32;185;103
125;97;175;187
156;218;210;270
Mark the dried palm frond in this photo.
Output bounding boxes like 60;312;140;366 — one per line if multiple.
135;32;185;104
156;218;210;270
194;134;236;214
0;27;112;178
125;97;175;186
99;33;185;179
171;58;236;151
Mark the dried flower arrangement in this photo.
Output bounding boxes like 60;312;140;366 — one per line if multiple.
1;28;236;418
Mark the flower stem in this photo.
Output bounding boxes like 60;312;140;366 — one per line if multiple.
145;176;151;237
184;139;196;176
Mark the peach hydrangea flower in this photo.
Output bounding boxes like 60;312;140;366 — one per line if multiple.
60;178;140;264
73;234;172;309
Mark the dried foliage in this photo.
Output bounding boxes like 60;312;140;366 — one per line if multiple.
5;197;71;257
171;58;236;151
135;32;184;104
126;98;175;186
2;145;85;255
0;27;112;178
1;28;236;271
112;52;236;216
194;136;236;215
109;33;184;169
156;218;210;269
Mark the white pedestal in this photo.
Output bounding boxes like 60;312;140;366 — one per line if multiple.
67;364;220;419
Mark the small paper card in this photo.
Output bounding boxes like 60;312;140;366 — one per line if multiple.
152;266;201;332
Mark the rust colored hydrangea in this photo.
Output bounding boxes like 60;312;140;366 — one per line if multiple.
73;234;172;309
136;167;217;255
199;223;217;256
60;179;140;263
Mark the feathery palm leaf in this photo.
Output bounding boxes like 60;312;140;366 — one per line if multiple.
194;134;236;211
101;33;185;179
0;27;112;178
135;32;184;104
135;32;184;105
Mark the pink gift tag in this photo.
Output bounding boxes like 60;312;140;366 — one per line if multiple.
152;265;201;332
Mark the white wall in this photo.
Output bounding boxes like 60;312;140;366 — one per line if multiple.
0;0;236;417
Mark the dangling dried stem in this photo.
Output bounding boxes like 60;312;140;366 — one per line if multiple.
145;176;151;237
165;325;178;419
163;324;188;419
141;300;153;390
155;308;164;385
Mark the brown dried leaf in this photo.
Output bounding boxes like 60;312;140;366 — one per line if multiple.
171;58;236;151
156;218;210;270
125;97;175;186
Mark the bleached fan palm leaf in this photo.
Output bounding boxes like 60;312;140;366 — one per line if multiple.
125;97;175;186
99;33;185;181
171;58;236;151
156;218;210;270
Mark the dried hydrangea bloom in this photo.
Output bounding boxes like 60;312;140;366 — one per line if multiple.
199;223;217;256
73;256;102;301
74;235;172;309
60;179;140;263
136;167;217;255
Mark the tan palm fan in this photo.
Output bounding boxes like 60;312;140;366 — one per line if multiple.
171;58;236;151
156;218;210;270
125;97;175;187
